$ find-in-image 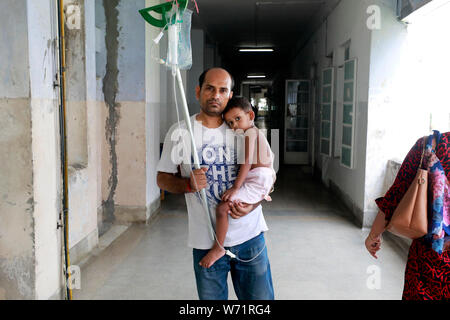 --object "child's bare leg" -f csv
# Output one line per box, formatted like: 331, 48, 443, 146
199, 201, 229, 268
